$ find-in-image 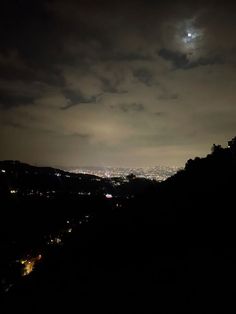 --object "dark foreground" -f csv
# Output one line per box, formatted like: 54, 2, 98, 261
1, 142, 236, 313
